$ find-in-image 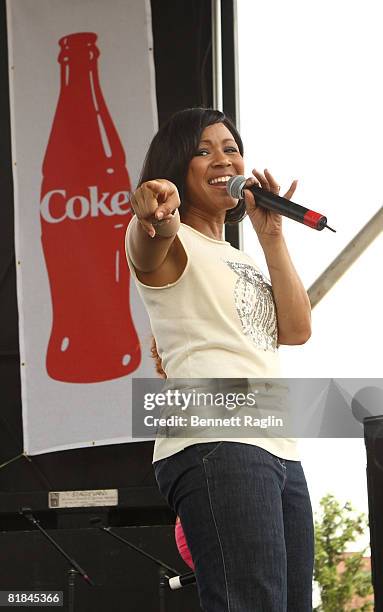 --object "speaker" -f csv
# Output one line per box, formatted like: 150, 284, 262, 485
364, 415, 383, 610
